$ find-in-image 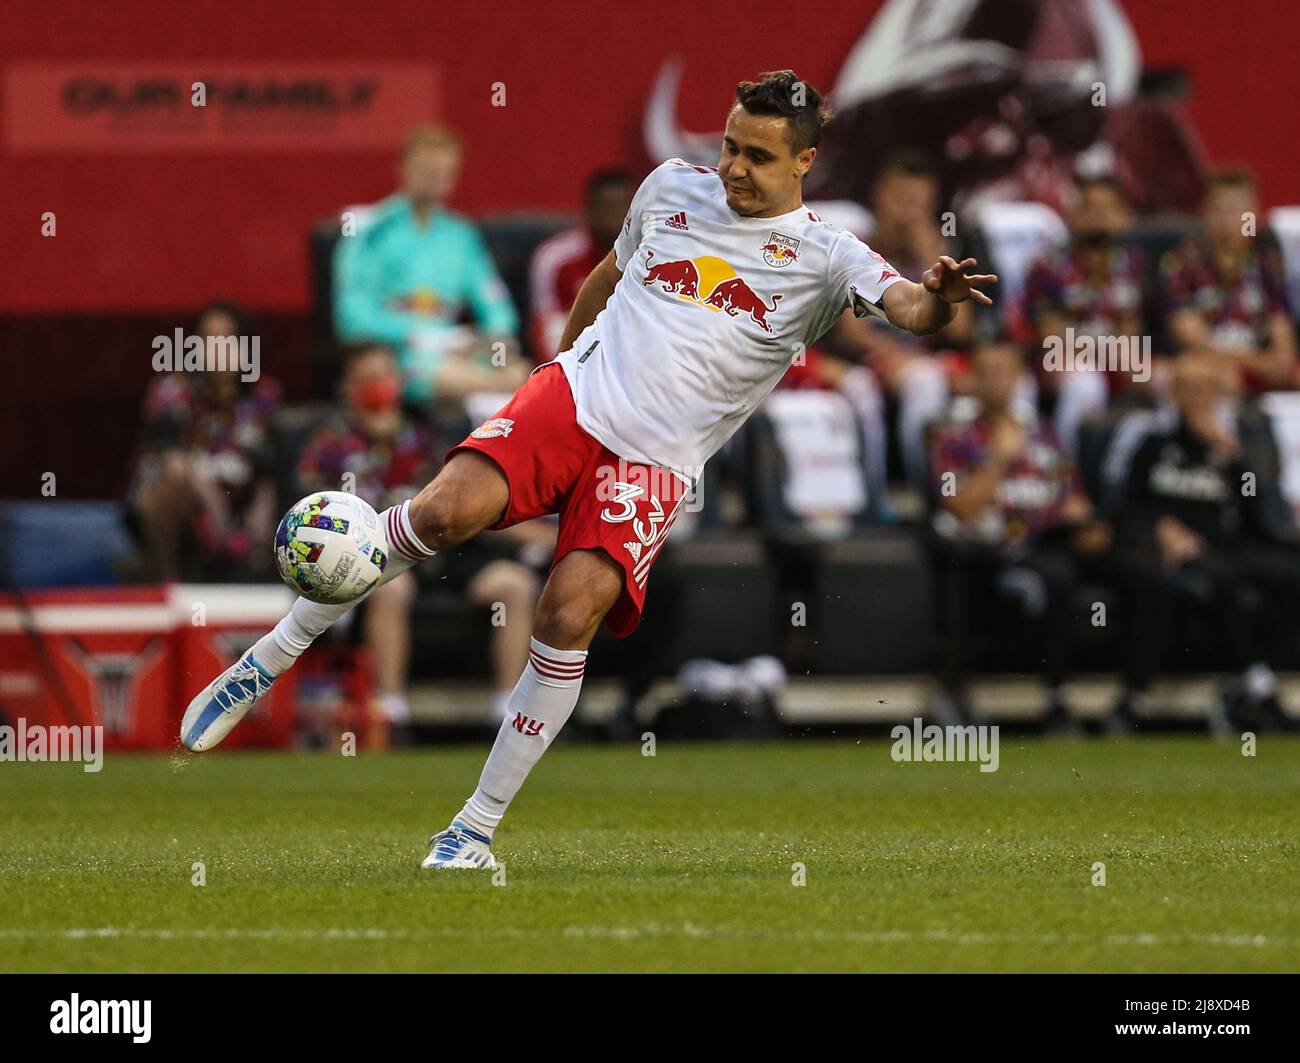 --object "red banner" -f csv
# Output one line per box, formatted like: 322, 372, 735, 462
4, 62, 440, 152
